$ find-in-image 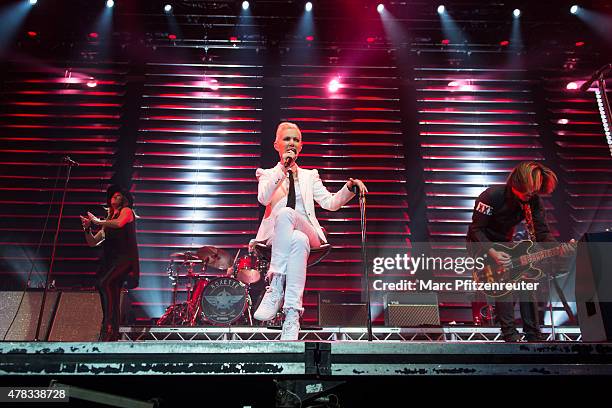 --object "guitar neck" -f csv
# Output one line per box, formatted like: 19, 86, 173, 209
517, 245, 562, 265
